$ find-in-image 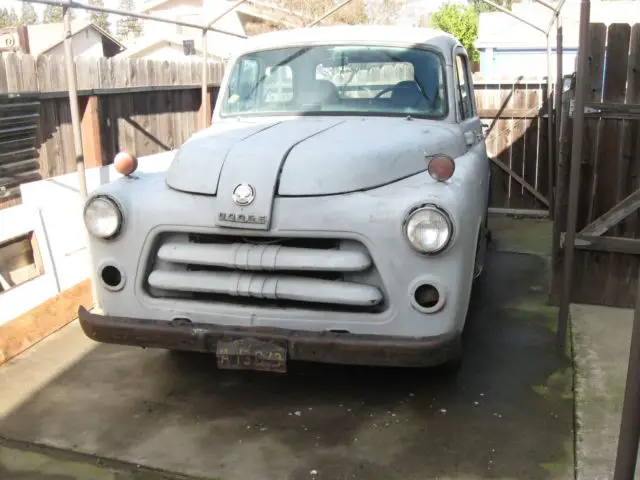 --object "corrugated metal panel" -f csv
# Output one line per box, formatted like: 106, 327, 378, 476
0, 93, 39, 209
